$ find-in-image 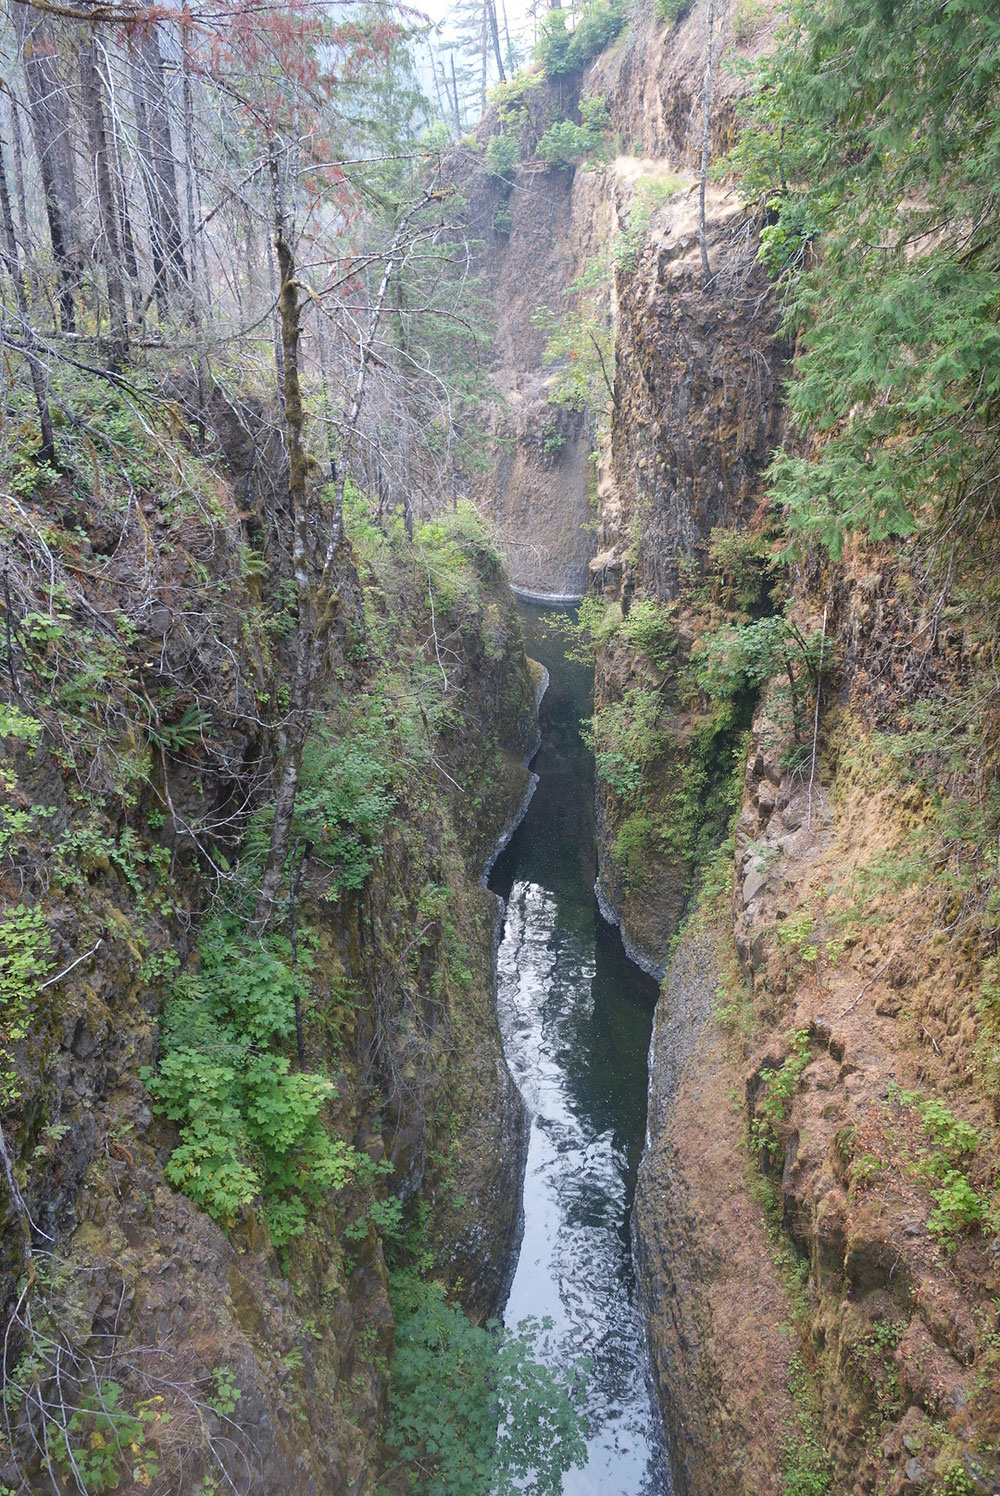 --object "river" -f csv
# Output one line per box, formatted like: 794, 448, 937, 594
488, 602, 669, 1496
